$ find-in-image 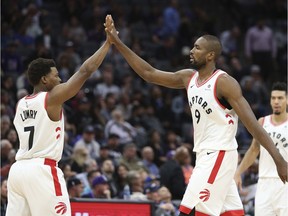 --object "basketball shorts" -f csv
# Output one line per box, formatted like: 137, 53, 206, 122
179, 150, 244, 215
6, 158, 71, 216
255, 178, 288, 216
